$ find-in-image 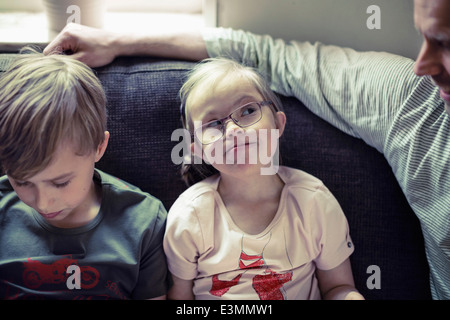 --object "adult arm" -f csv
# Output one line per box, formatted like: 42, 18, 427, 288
44, 23, 209, 68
